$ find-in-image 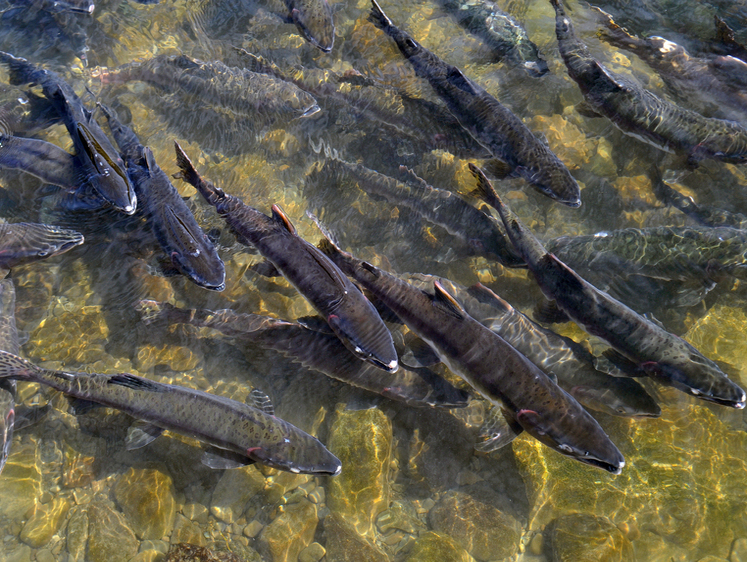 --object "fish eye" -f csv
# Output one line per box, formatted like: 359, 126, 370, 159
405, 38, 417, 49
